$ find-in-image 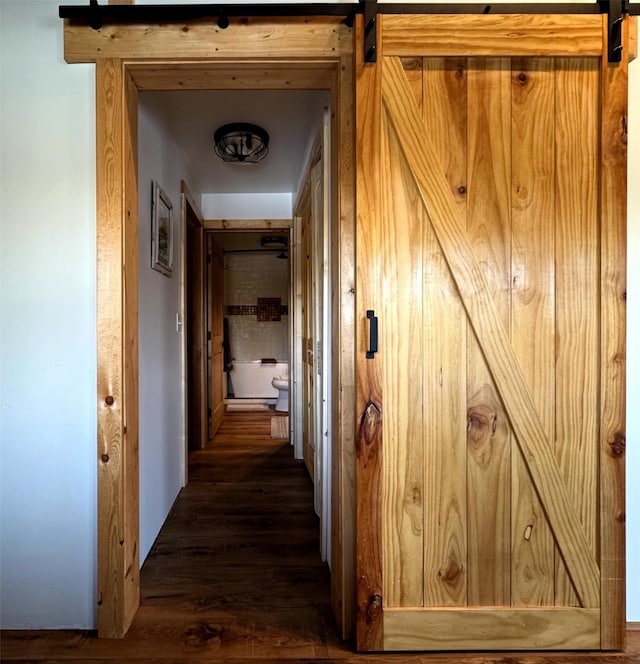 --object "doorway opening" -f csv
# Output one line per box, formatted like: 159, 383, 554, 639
138, 85, 335, 613
209, 229, 293, 421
